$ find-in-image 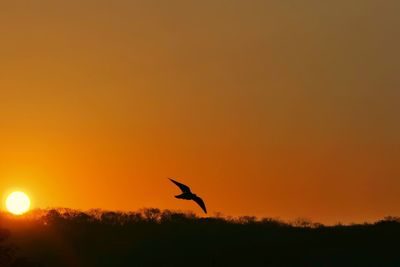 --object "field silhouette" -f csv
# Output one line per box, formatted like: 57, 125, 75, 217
1, 209, 399, 267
